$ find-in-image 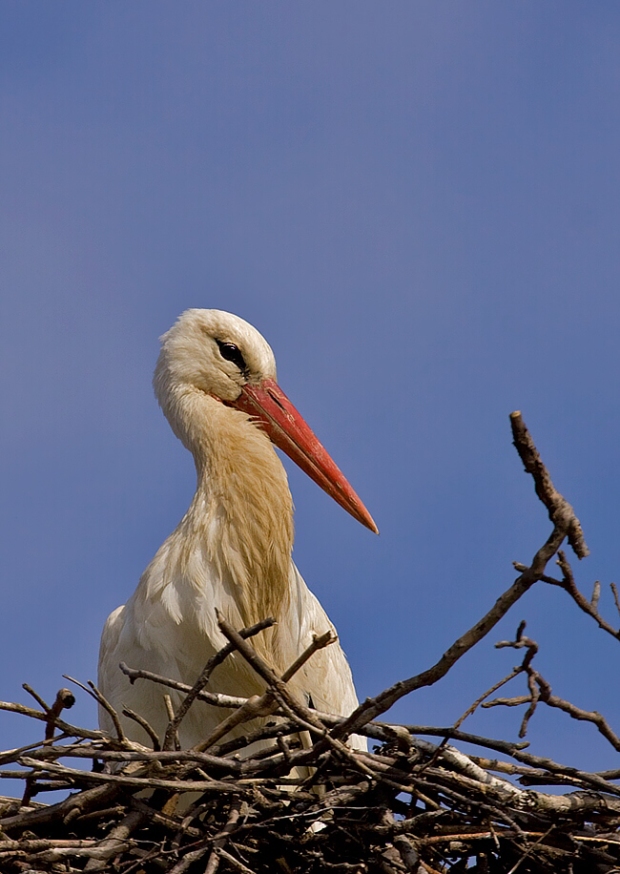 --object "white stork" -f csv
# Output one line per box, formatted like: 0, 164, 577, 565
98, 309, 377, 751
